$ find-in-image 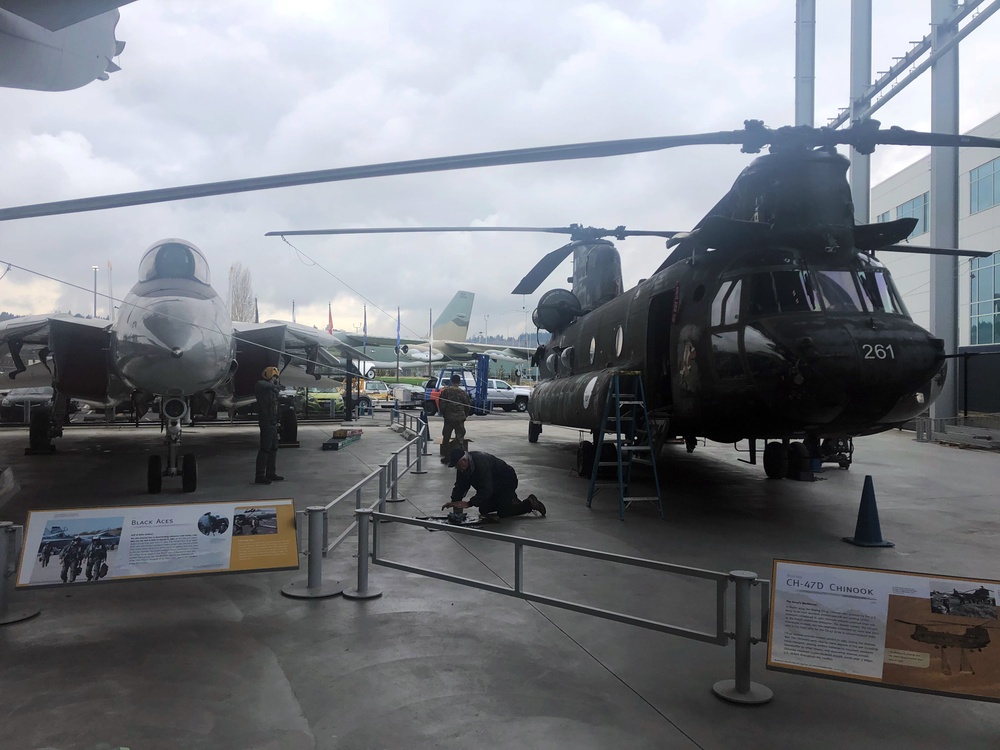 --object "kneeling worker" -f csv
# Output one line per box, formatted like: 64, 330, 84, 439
442, 448, 546, 518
